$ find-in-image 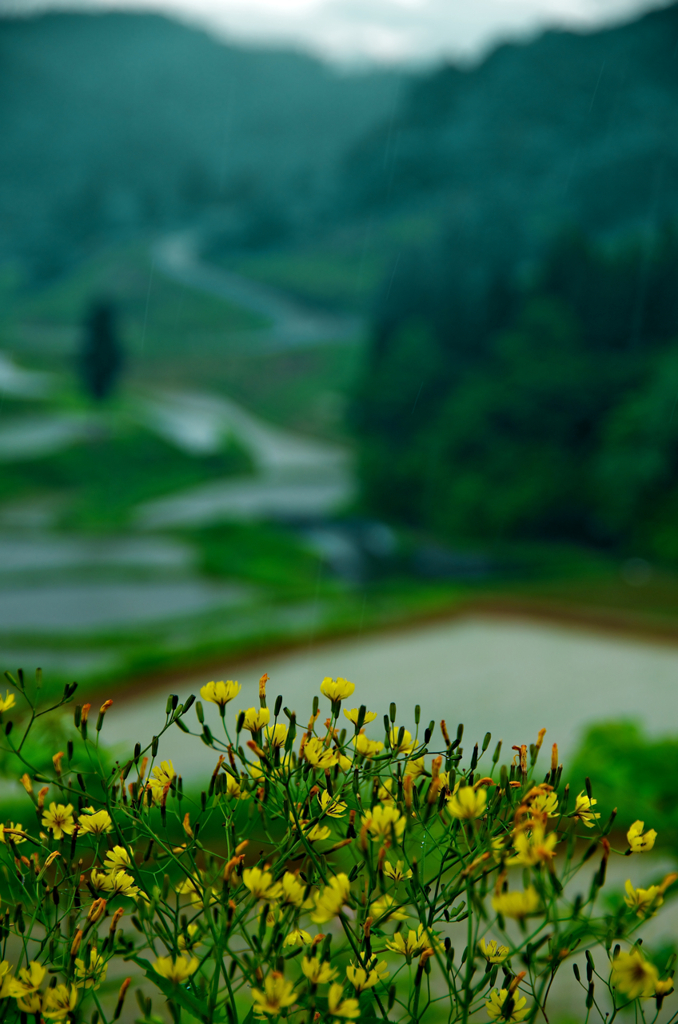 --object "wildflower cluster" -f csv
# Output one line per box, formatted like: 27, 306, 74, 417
0, 668, 674, 1024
